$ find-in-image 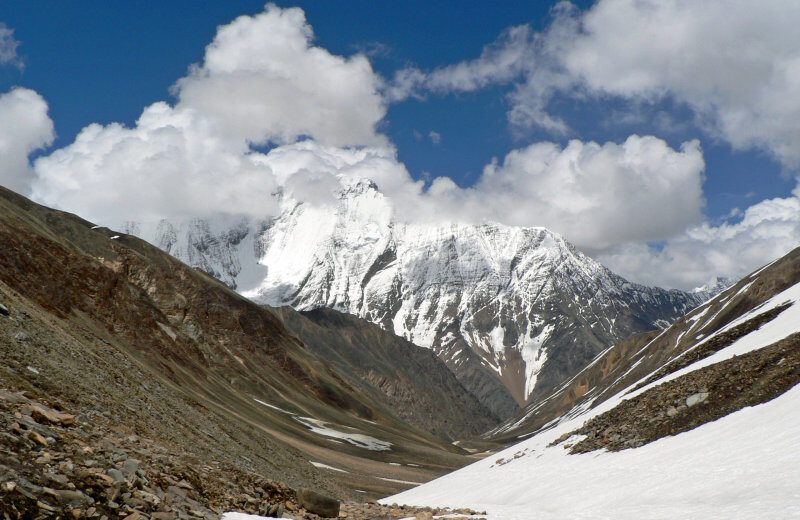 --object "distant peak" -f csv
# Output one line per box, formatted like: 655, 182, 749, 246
339, 178, 380, 196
